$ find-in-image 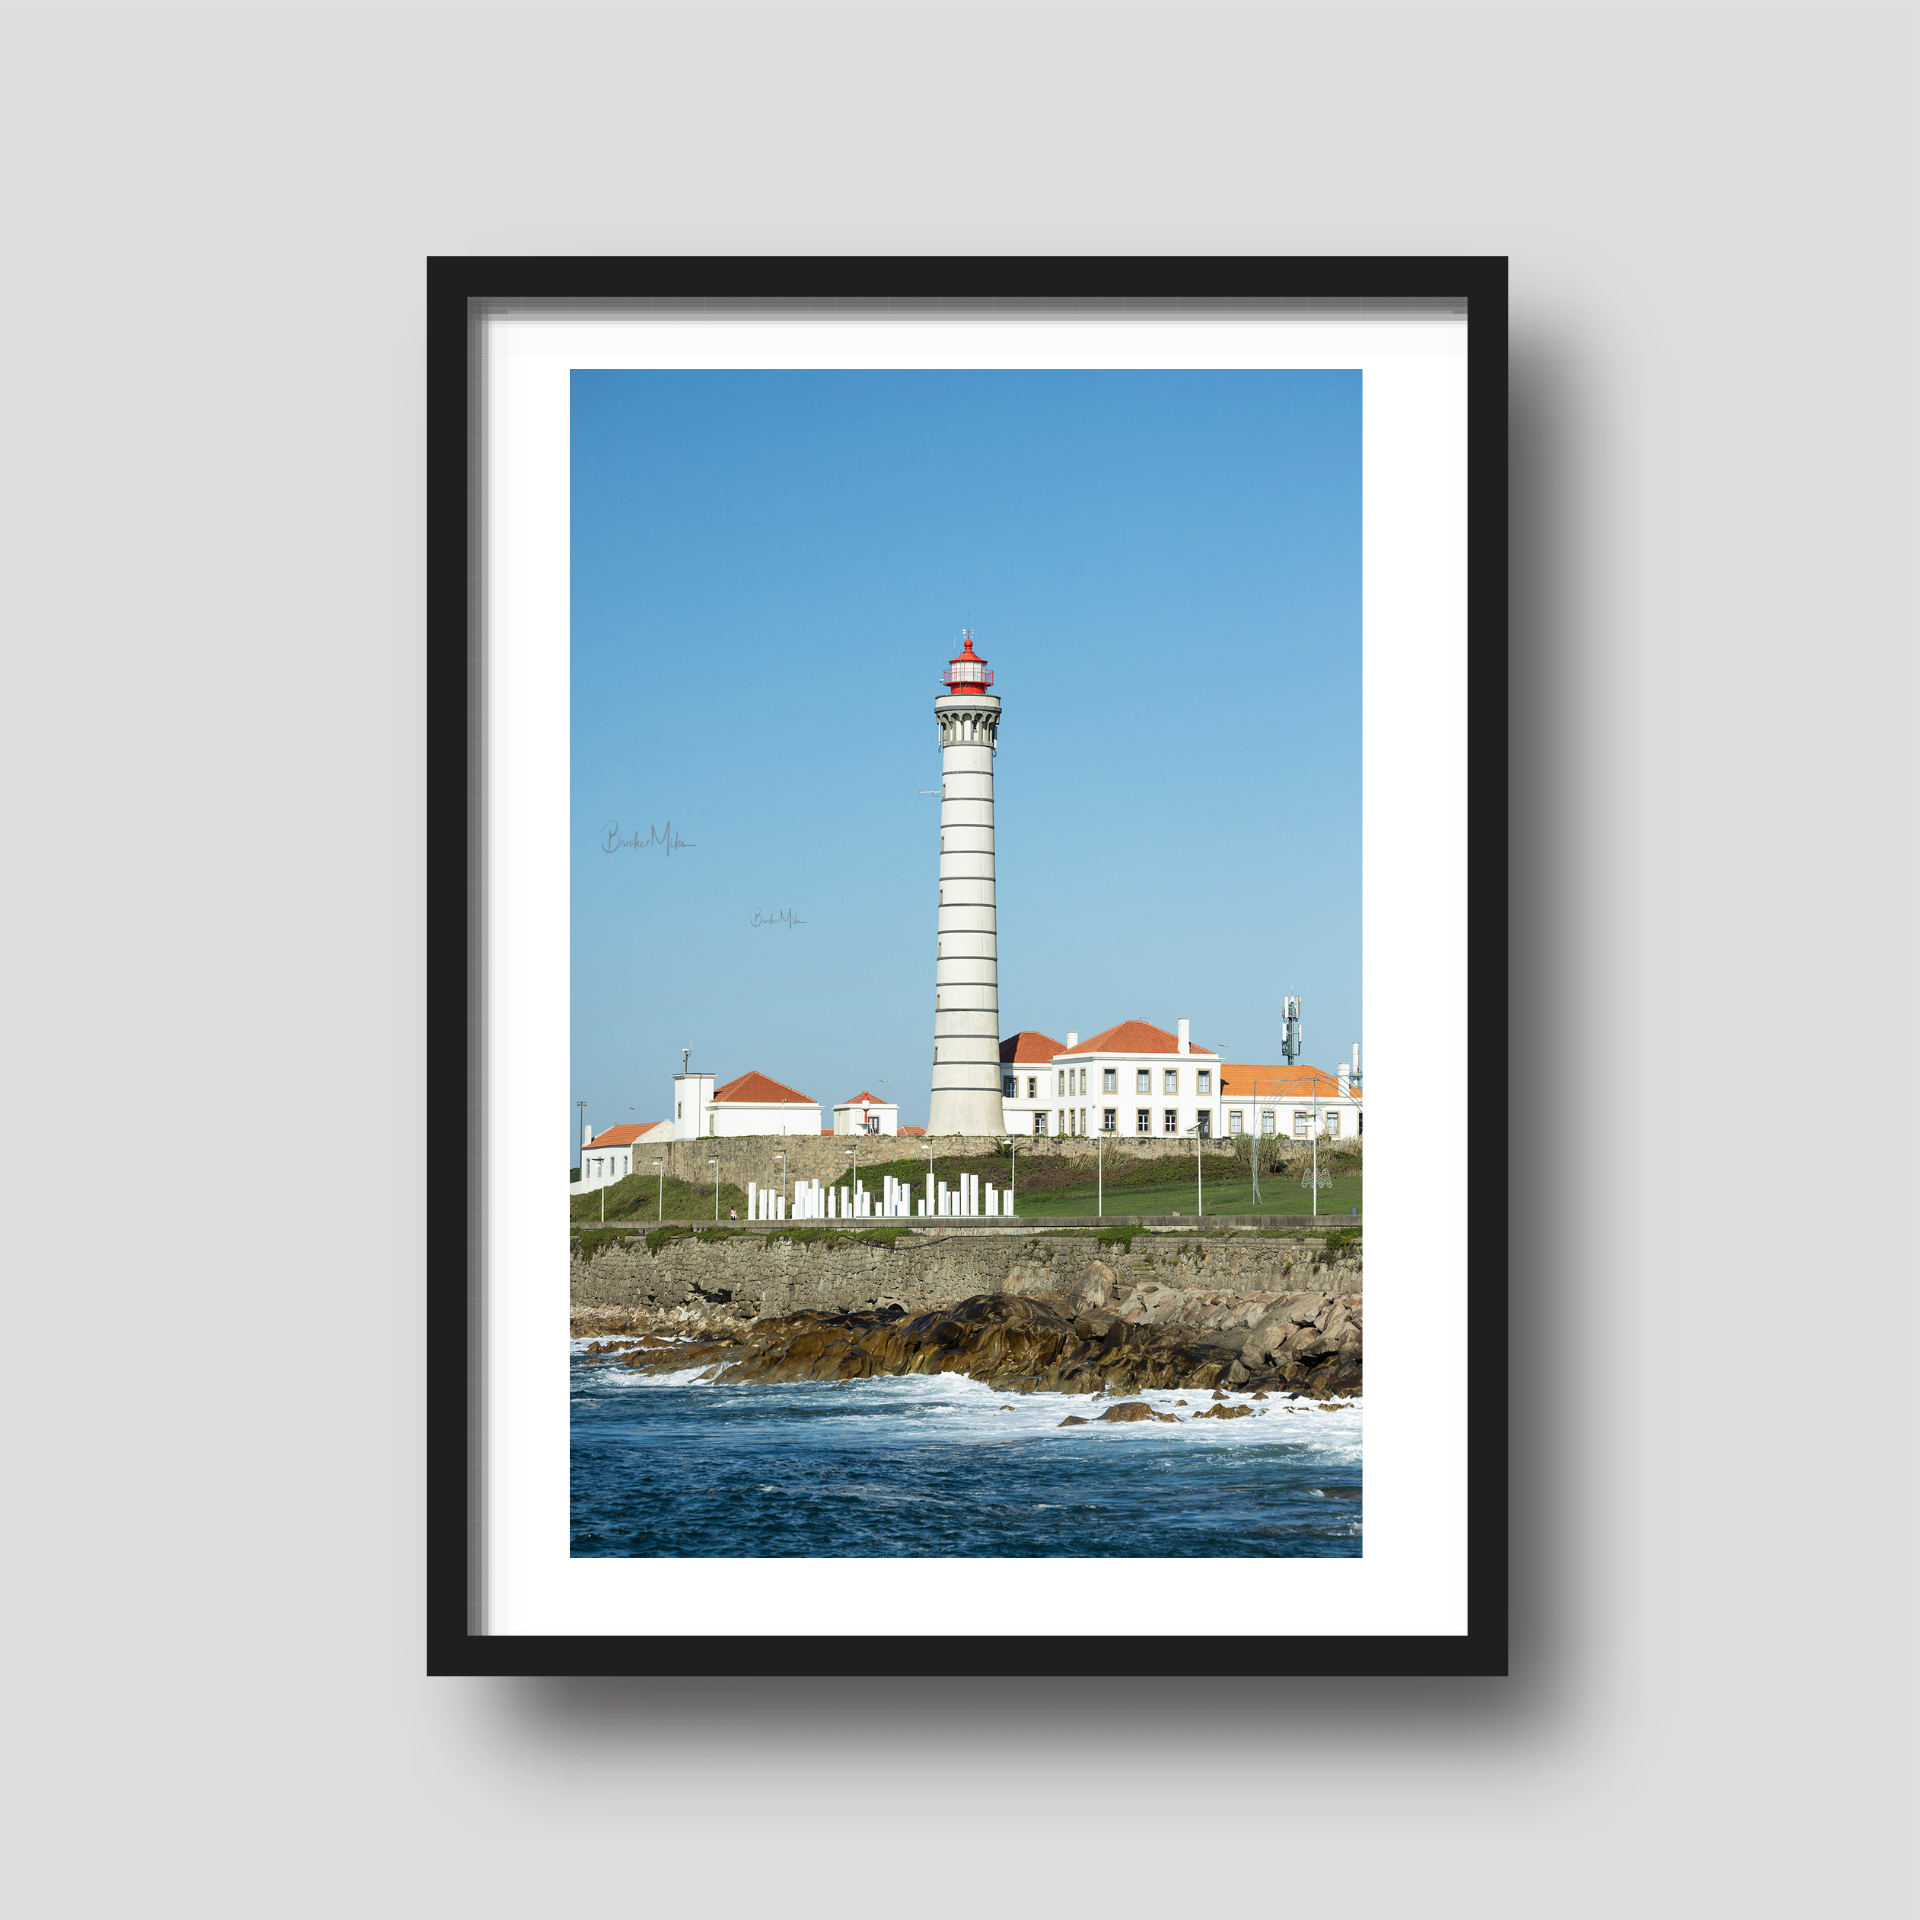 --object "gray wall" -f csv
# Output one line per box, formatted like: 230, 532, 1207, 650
571, 1224, 1363, 1320
605, 1129, 1263, 1193
5, 5, 1908, 1916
